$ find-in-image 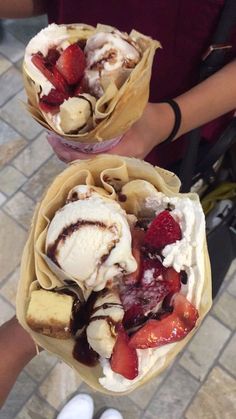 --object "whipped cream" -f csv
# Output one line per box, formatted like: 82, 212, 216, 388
46, 186, 137, 292
99, 192, 206, 392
